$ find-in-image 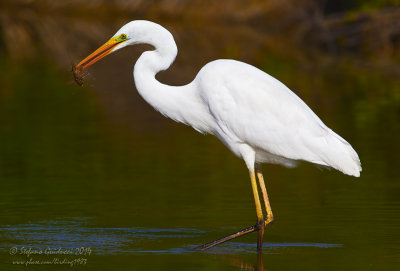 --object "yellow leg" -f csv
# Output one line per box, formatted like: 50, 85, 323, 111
256, 164, 274, 226
250, 169, 265, 251
194, 169, 268, 251
249, 170, 263, 223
